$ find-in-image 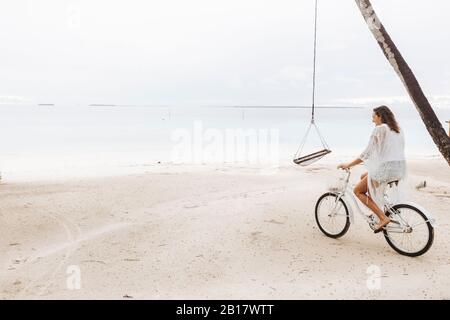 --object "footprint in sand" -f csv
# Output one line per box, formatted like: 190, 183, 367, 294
264, 219, 284, 225
419, 185, 449, 199
123, 258, 140, 262
250, 231, 263, 242
306, 167, 326, 172
183, 204, 200, 209
82, 260, 106, 265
